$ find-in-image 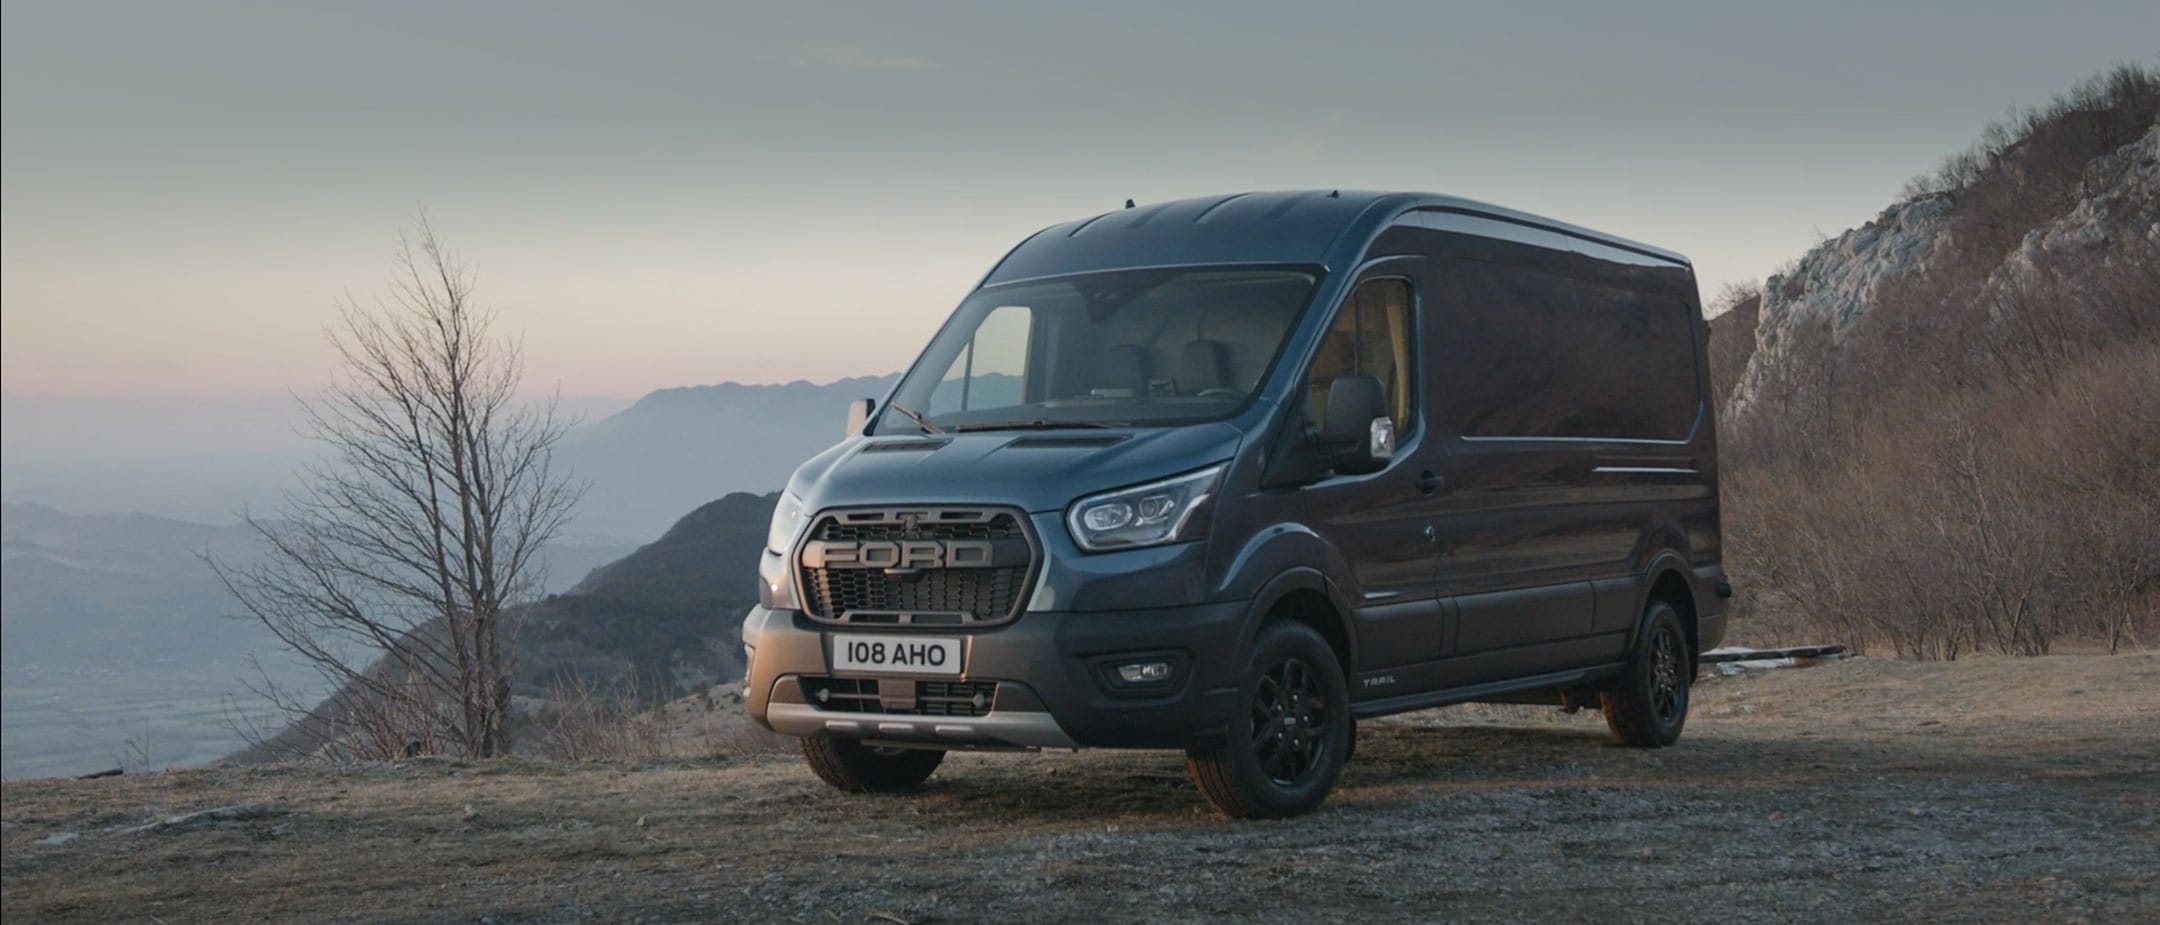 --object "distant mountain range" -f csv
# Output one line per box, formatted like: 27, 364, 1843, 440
556, 375, 897, 540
